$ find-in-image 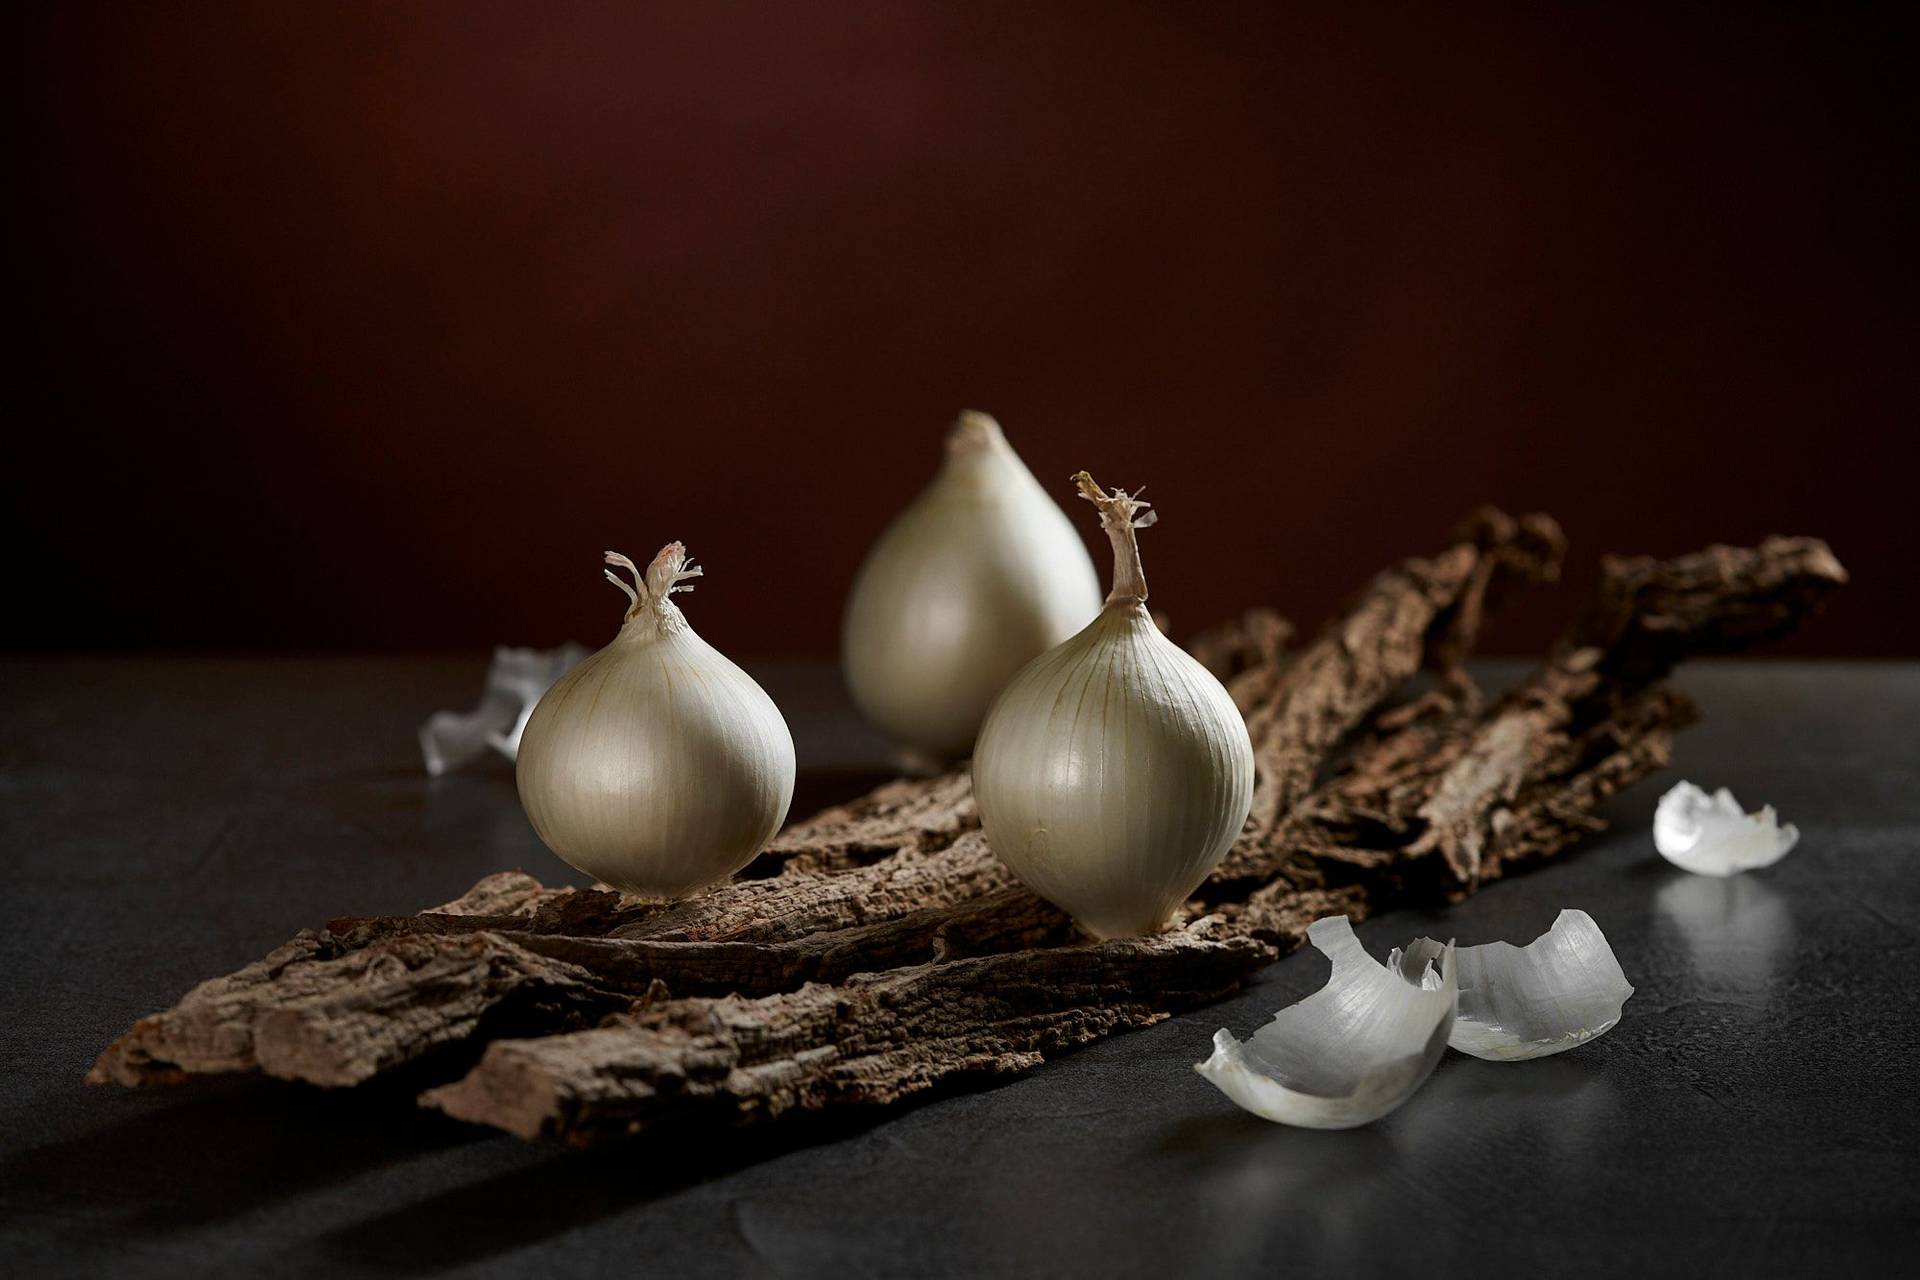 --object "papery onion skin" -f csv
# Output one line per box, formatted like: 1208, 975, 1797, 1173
517, 546, 795, 898
973, 472, 1254, 939
420, 643, 587, 775
1653, 780, 1799, 877
841, 412, 1101, 760
1195, 917, 1457, 1129
1405, 909, 1633, 1061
